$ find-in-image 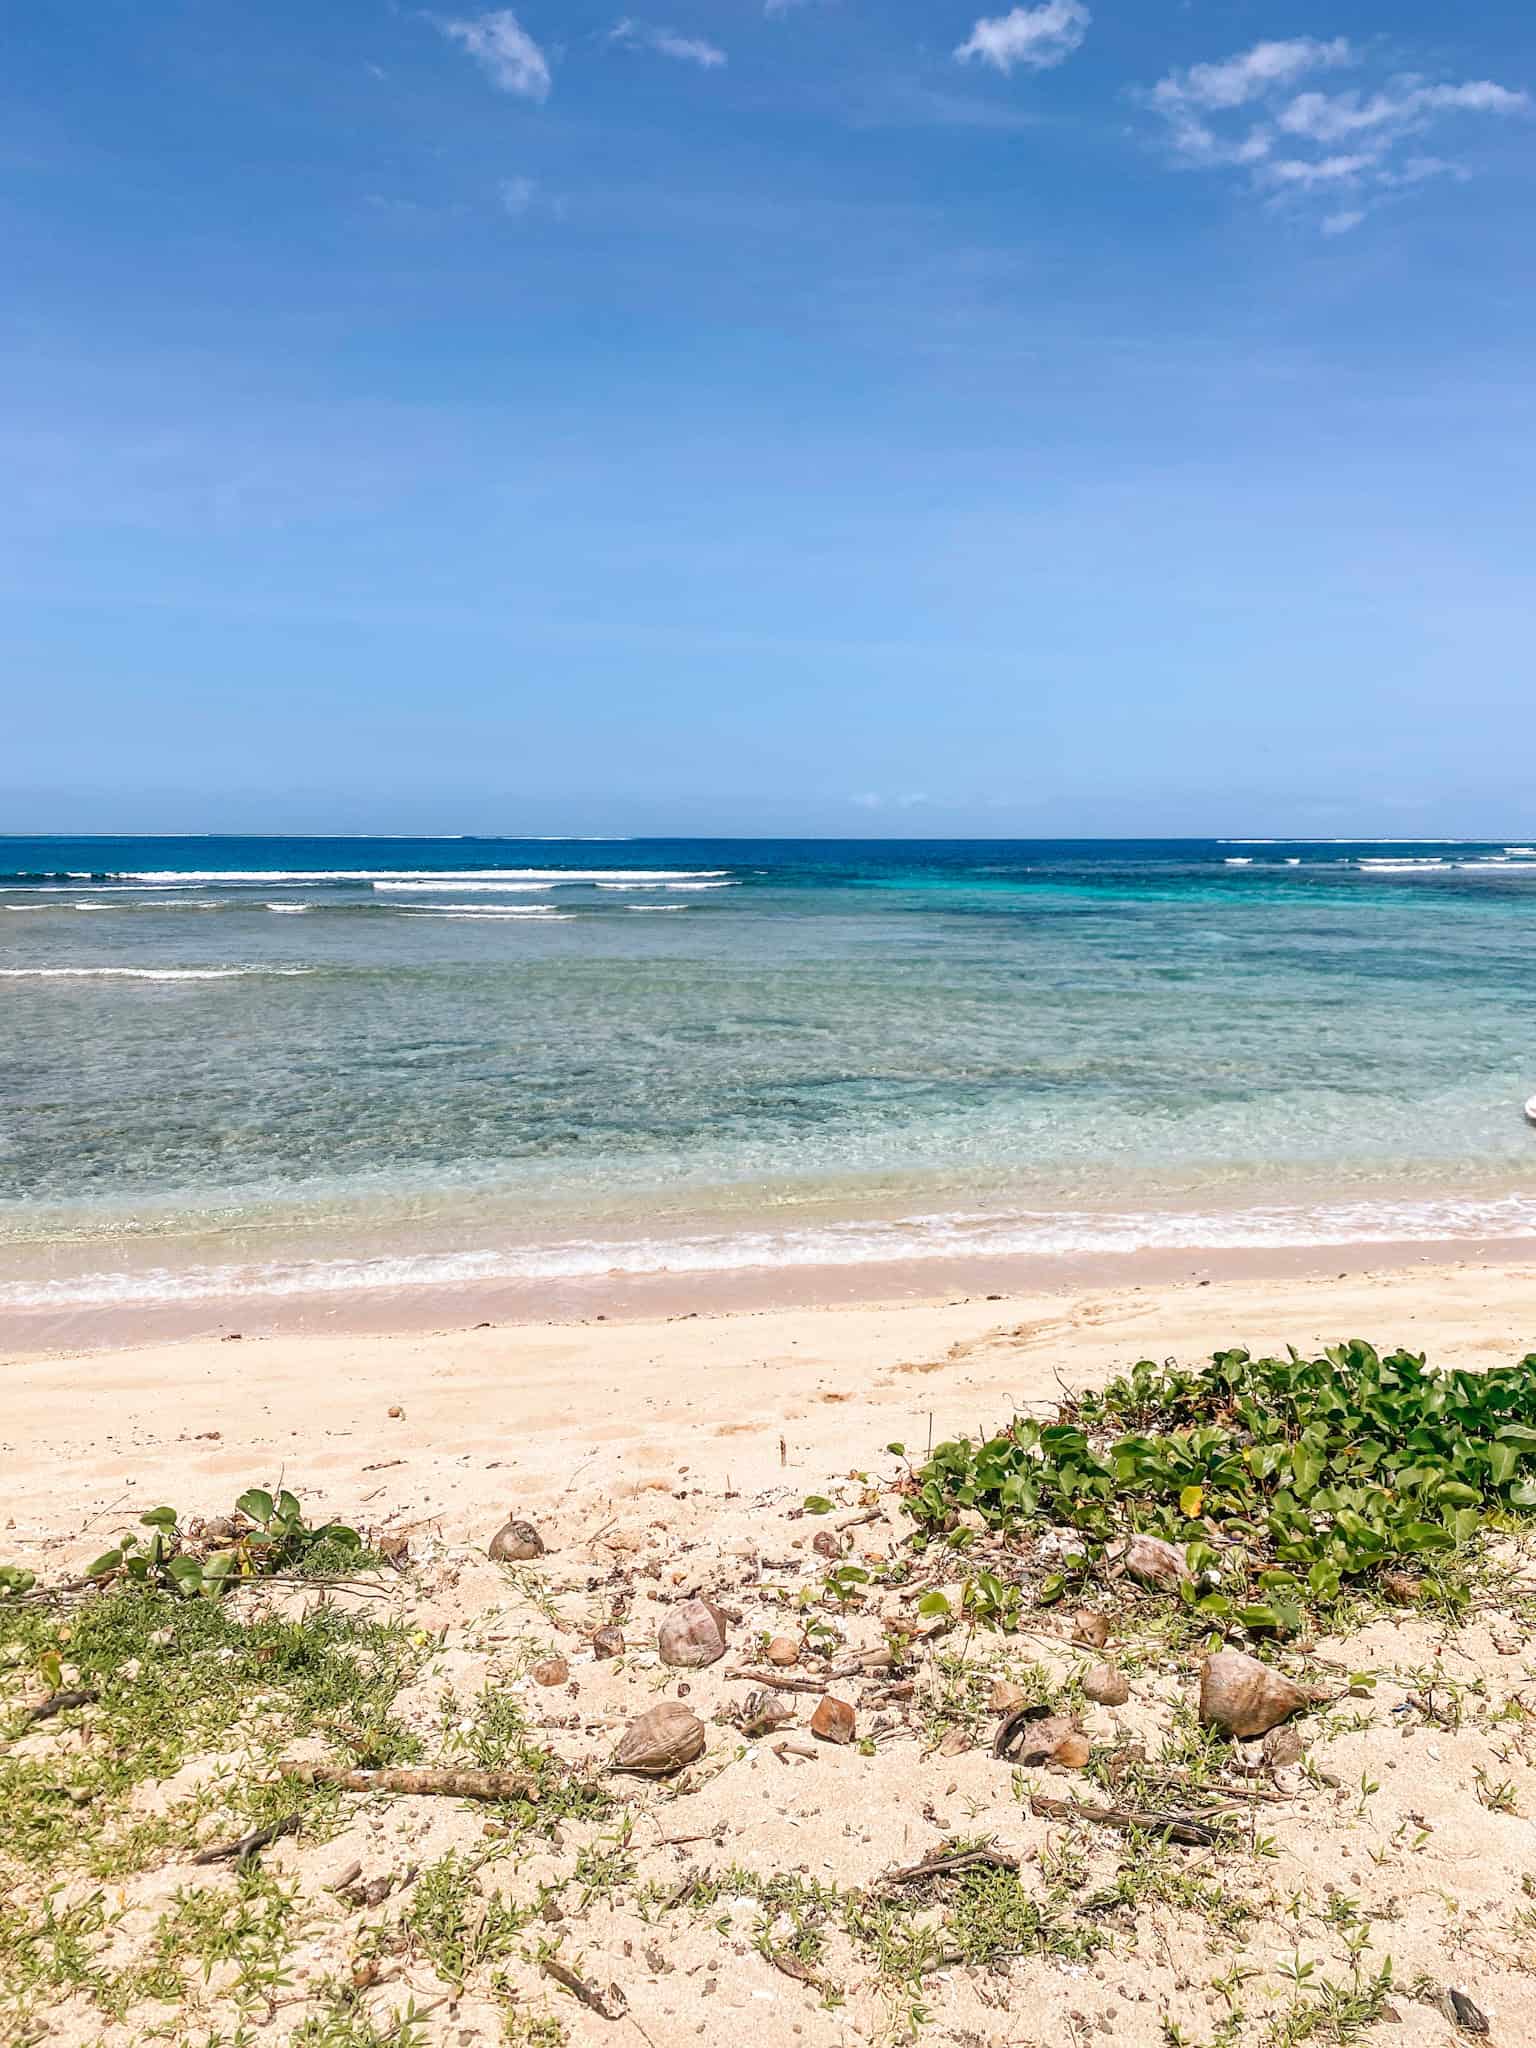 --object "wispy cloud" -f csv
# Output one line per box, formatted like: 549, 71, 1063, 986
499, 175, 538, 216
434, 9, 551, 102
610, 19, 726, 68
954, 1, 1089, 77
1142, 38, 1529, 229
1154, 37, 1352, 115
